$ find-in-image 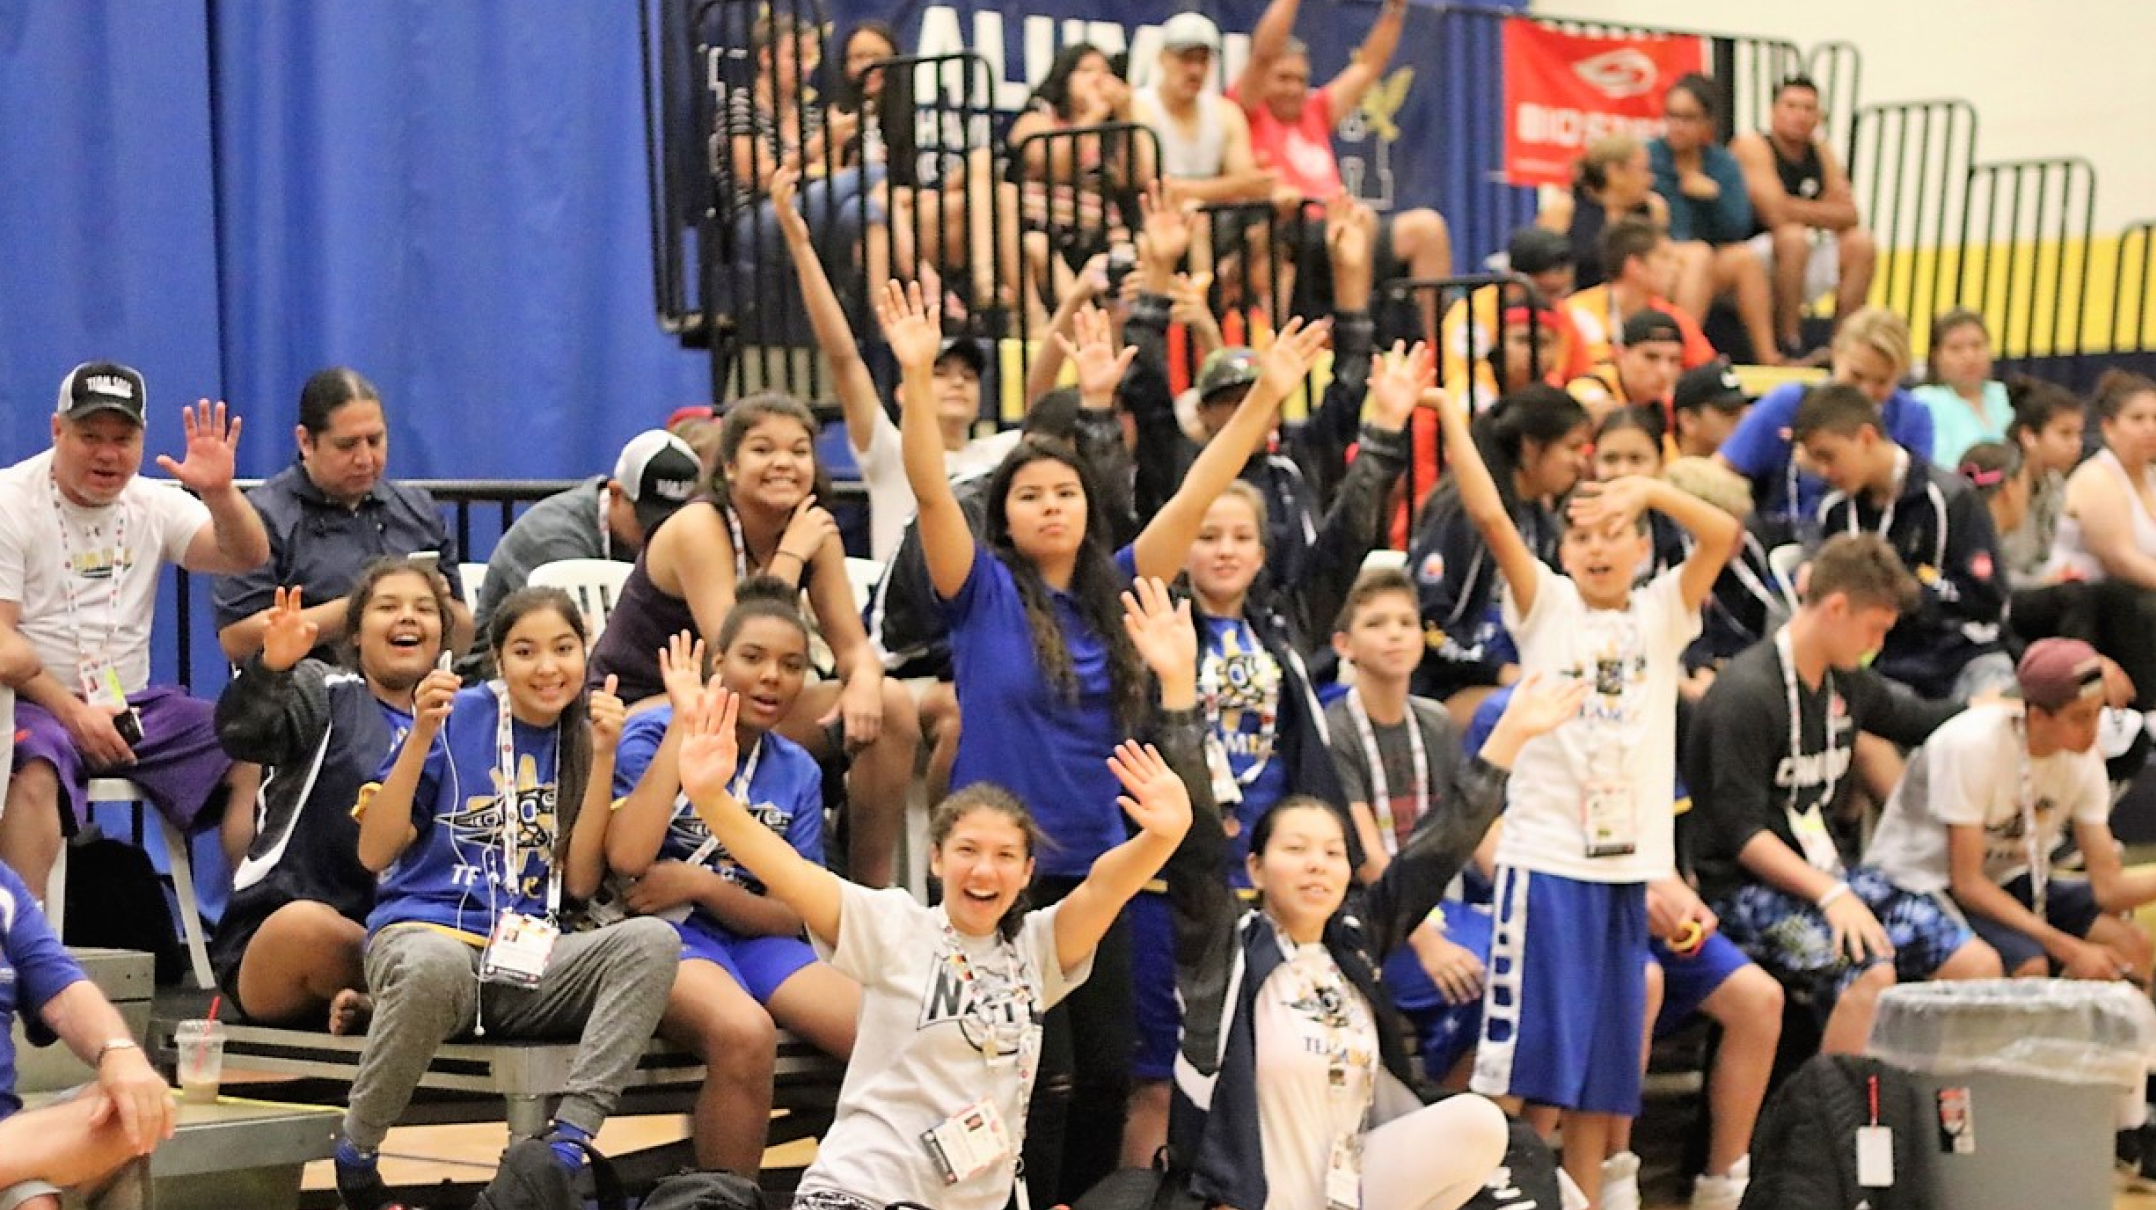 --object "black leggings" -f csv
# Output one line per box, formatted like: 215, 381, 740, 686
1022, 874, 1134, 1207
